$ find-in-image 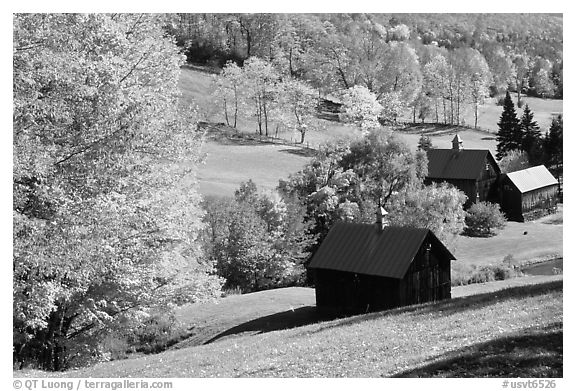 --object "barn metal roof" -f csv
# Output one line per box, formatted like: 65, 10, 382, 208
308, 223, 456, 279
426, 149, 500, 180
505, 165, 558, 193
